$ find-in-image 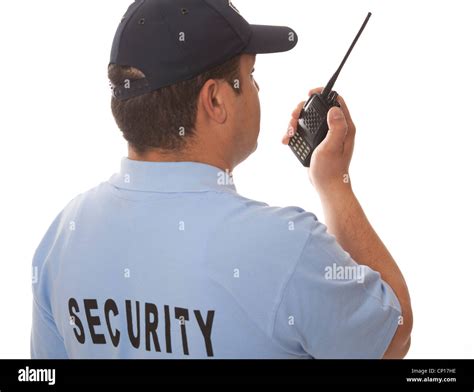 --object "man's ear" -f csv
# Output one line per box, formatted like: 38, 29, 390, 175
199, 79, 227, 125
